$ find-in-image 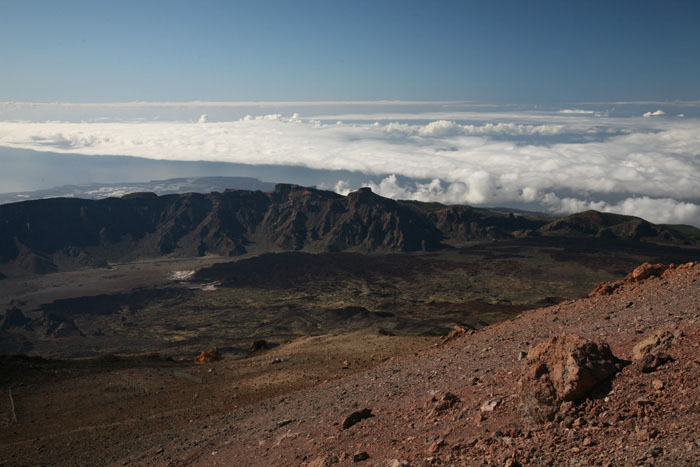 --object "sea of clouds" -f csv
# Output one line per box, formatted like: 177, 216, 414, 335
0, 102, 698, 226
